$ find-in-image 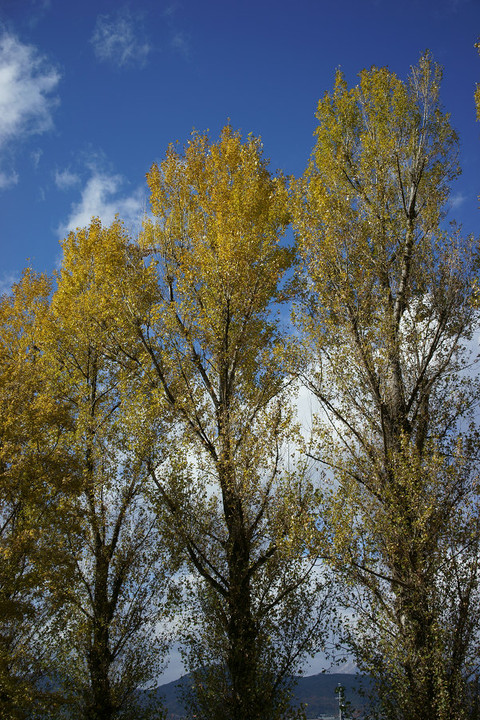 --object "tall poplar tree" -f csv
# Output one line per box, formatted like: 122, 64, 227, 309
293, 54, 480, 720
0, 271, 75, 719
114, 127, 329, 720
42, 220, 174, 720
